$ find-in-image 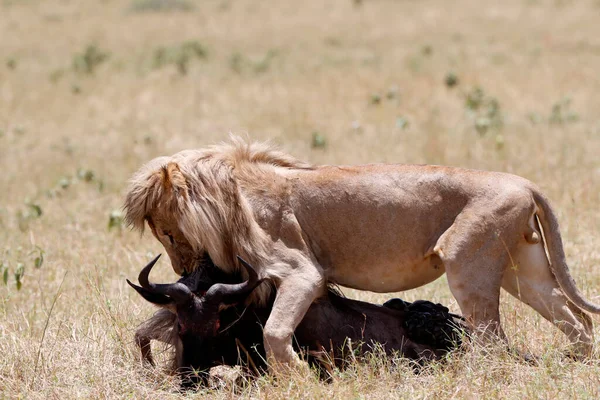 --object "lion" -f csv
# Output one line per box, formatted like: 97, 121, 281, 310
124, 136, 600, 367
